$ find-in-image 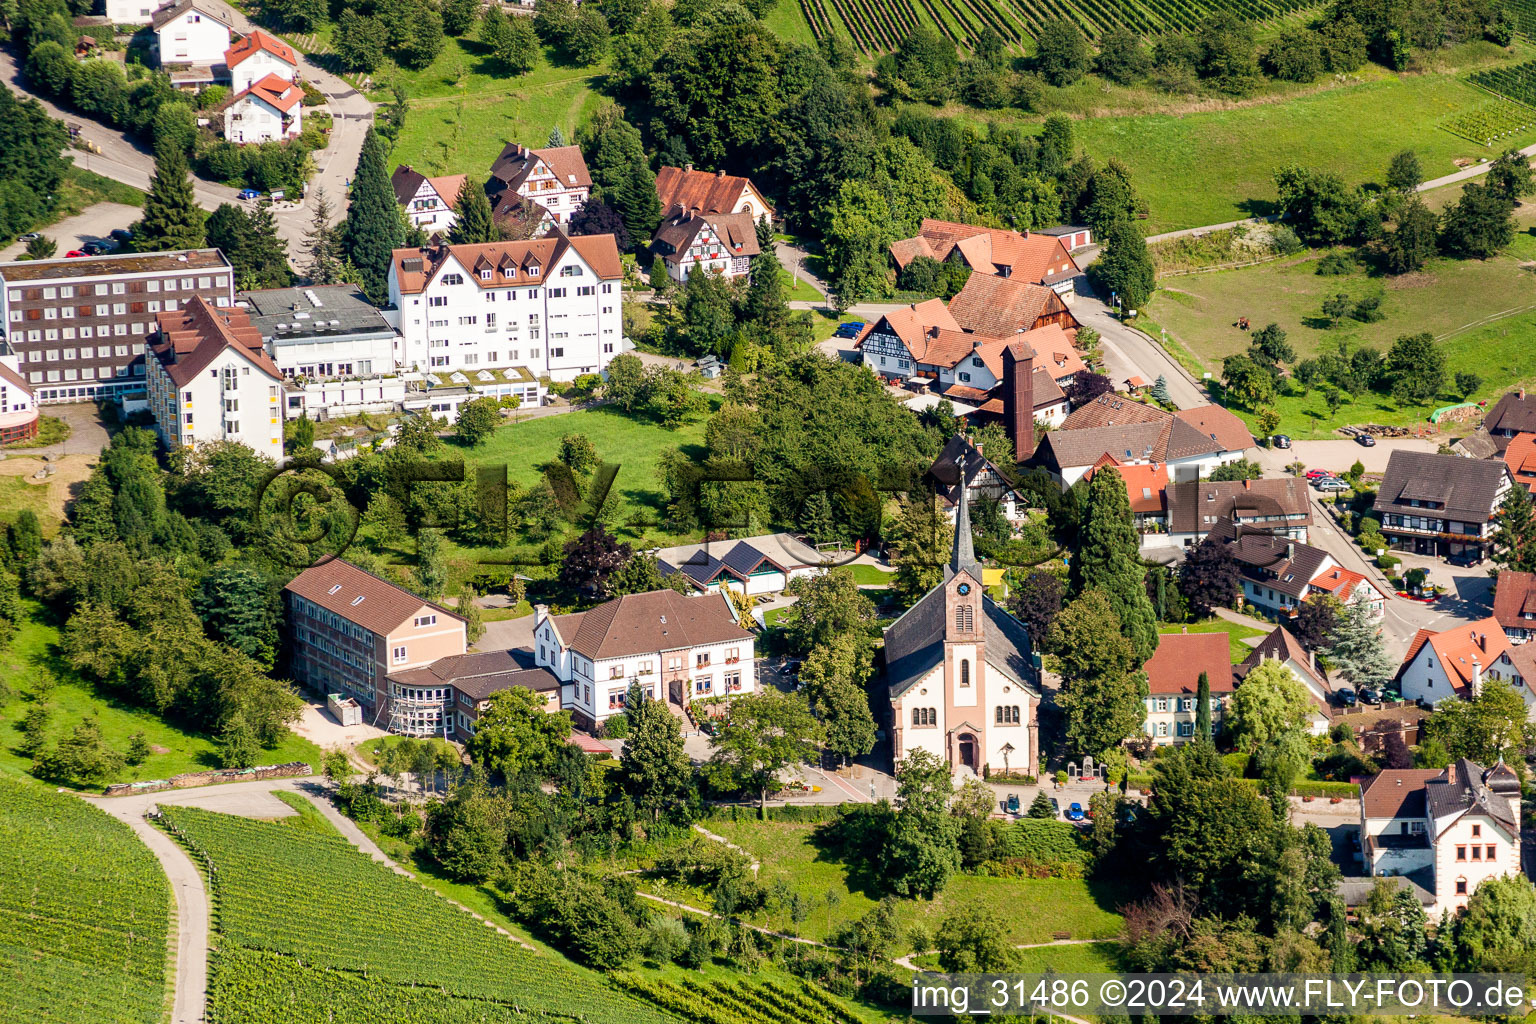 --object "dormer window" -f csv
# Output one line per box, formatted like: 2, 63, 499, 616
479, 269, 491, 281
527, 265, 539, 277
502, 267, 515, 279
